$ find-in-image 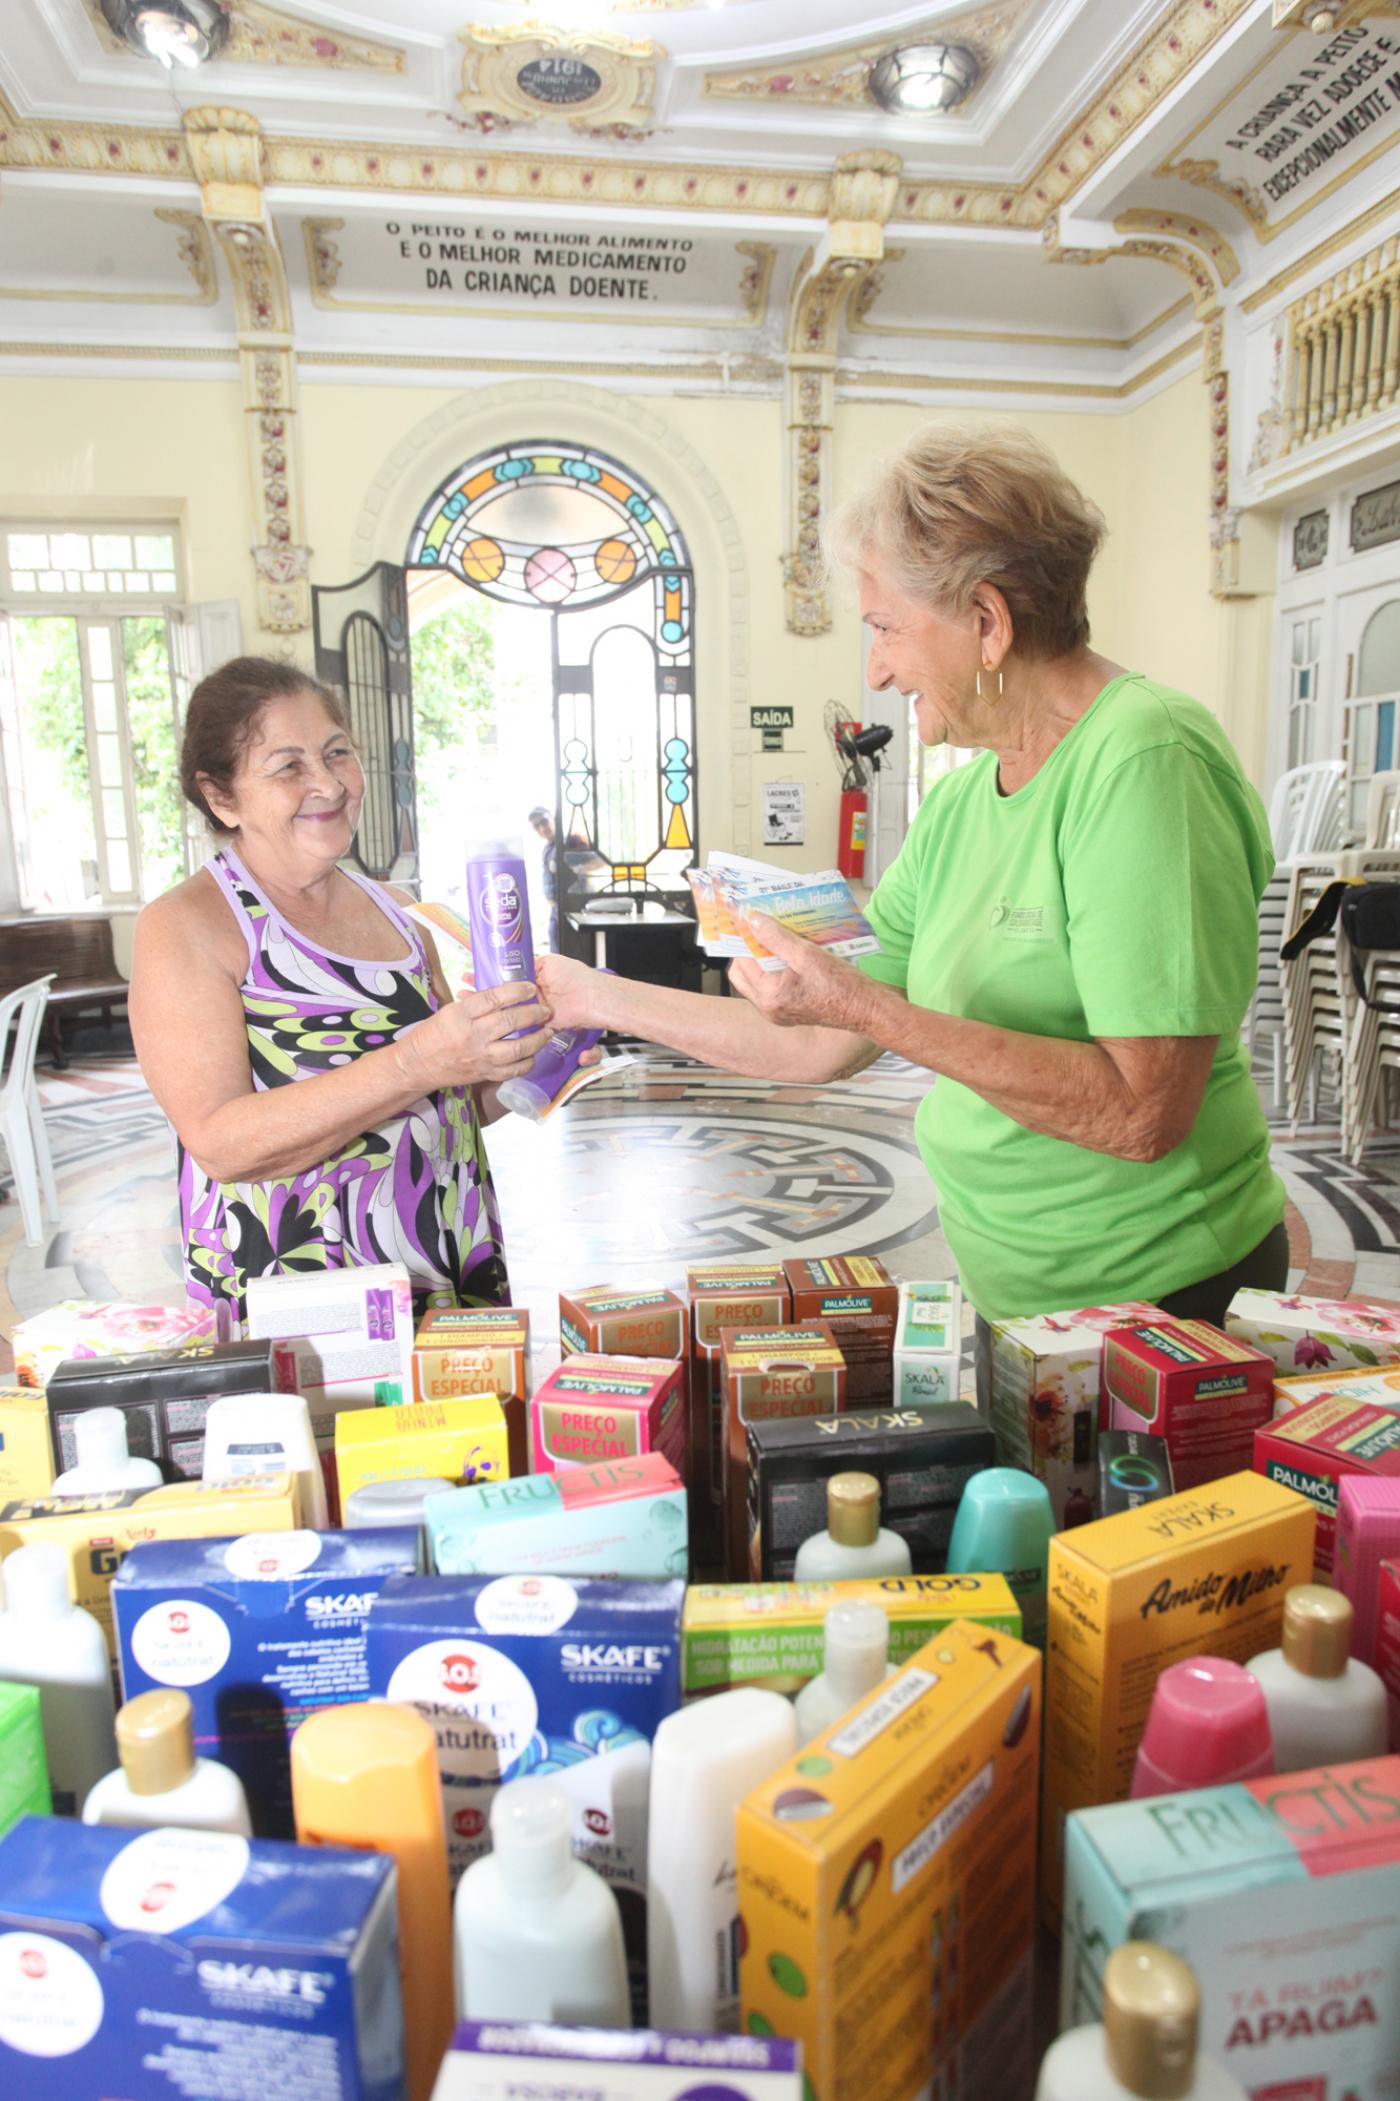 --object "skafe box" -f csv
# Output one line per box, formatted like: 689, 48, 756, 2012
427, 1453, 688, 1581
687, 1264, 790, 1565
412, 1307, 530, 1472
1062, 1758, 1400, 2101
721, 1324, 846, 1578
245, 1262, 415, 1438
782, 1255, 897, 1402
0, 1818, 402, 2101
1253, 1394, 1400, 1576
46, 1338, 297, 1481
366, 1573, 683, 2019
559, 1286, 688, 1363
738, 1622, 1041, 2101
747, 1402, 995, 1580
1103, 1318, 1274, 1490
529, 1354, 686, 1478
113, 1526, 423, 1838
435, 2026, 802, 2101
1041, 1470, 1316, 1934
